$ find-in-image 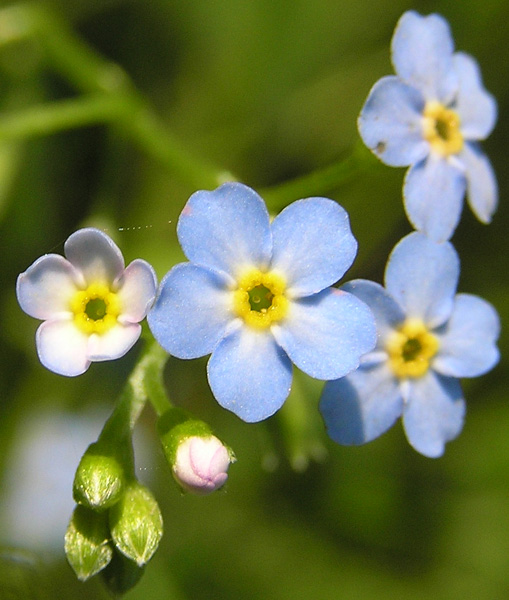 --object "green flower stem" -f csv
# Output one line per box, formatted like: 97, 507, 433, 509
0, 2, 230, 189
0, 4, 378, 204
262, 142, 382, 212
99, 341, 171, 446
276, 371, 327, 472
0, 95, 131, 140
